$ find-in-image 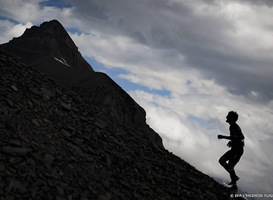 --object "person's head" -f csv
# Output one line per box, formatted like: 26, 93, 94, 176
226, 111, 238, 124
